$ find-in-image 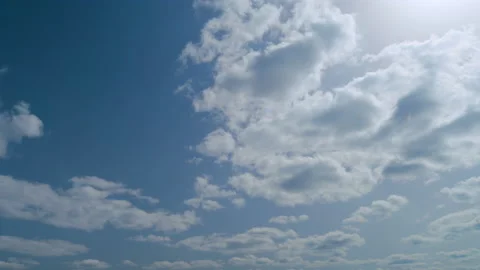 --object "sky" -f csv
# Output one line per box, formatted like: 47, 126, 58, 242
1, 0, 480, 269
